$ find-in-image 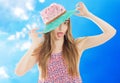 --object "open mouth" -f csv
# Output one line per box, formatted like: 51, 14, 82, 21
57, 32, 64, 37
